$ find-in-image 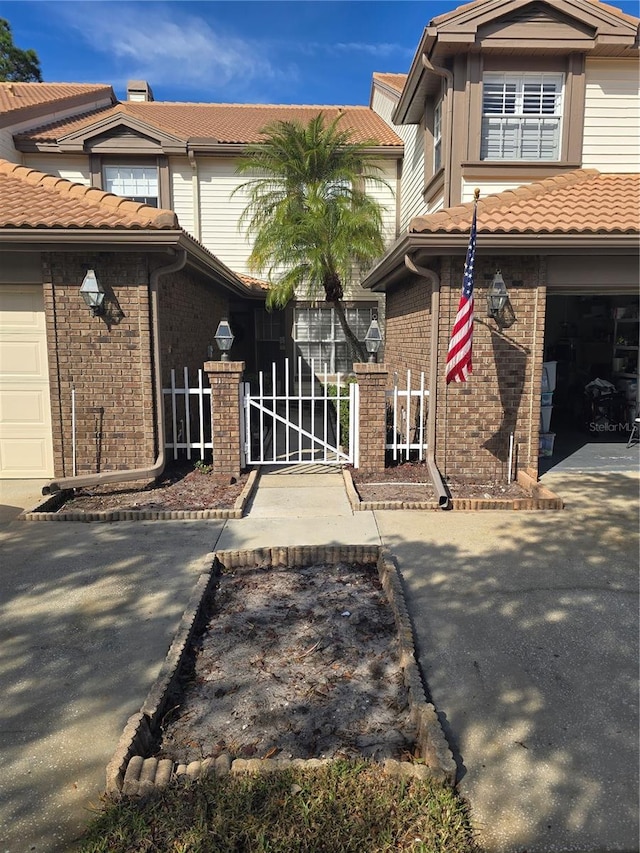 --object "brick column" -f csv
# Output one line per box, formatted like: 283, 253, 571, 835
204, 360, 245, 481
353, 362, 389, 473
